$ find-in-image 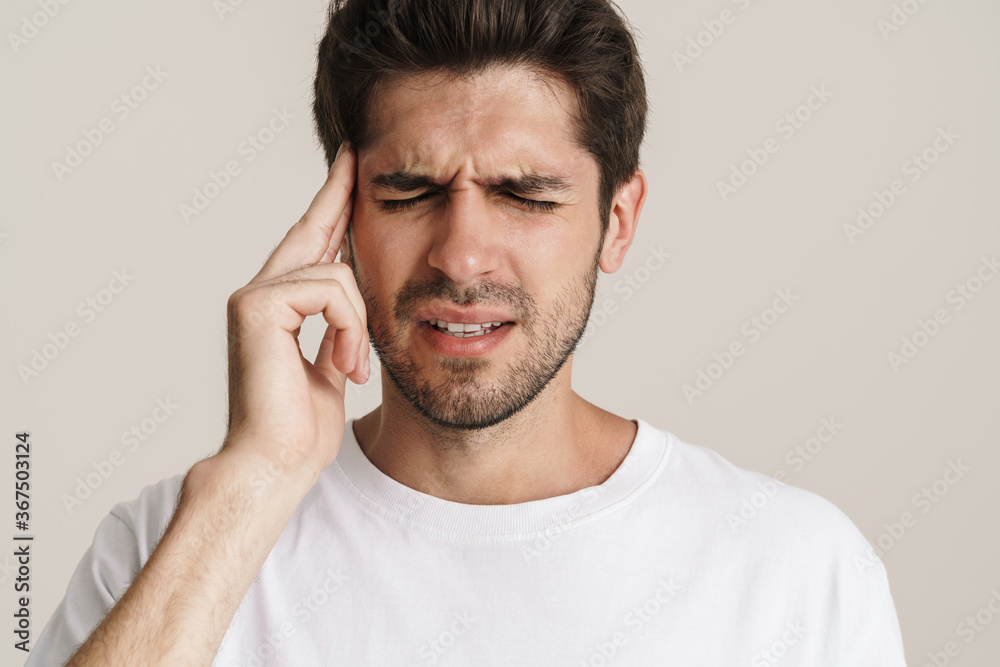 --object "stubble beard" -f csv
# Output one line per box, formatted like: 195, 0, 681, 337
356, 245, 602, 432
